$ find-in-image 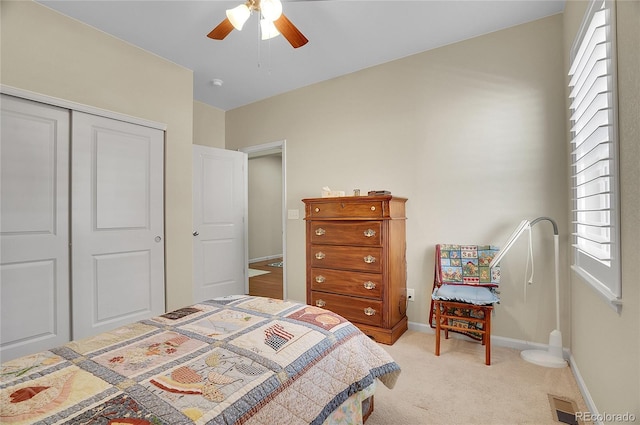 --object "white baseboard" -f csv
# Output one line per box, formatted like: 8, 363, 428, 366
568, 353, 602, 425
409, 320, 570, 356
249, 254, 283, 264
407, 320, 597, 420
